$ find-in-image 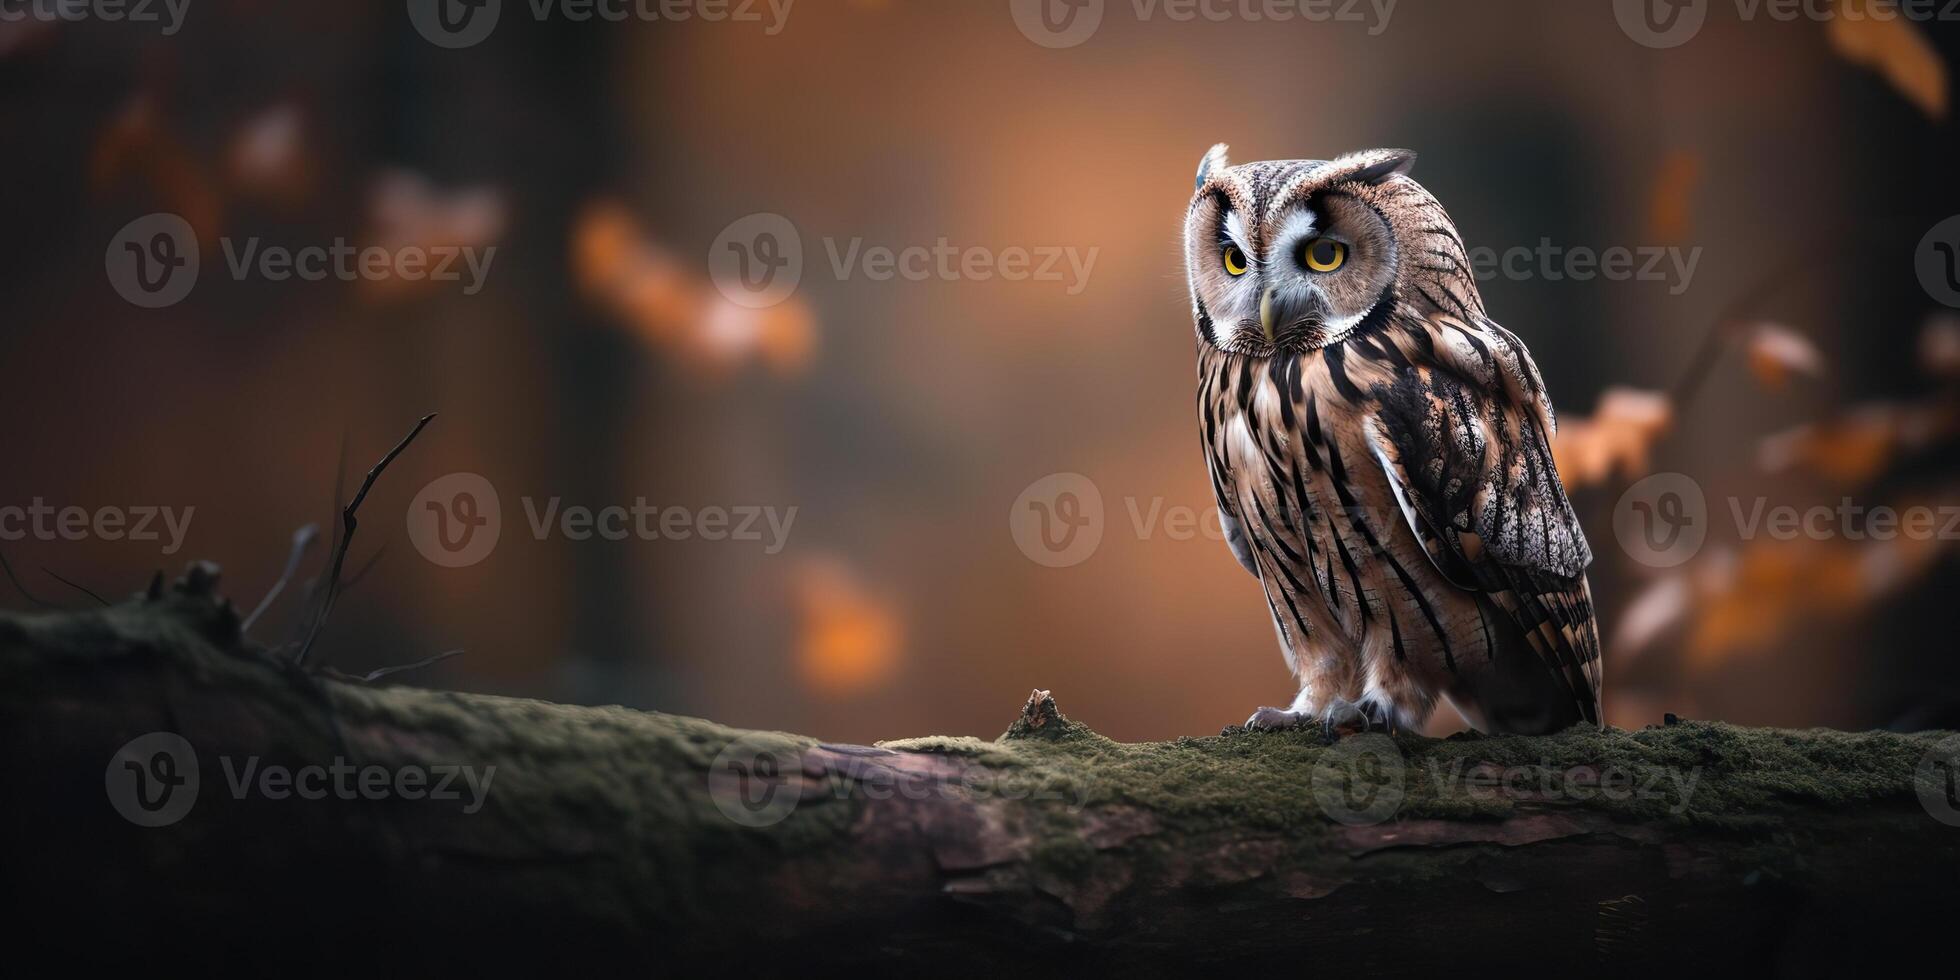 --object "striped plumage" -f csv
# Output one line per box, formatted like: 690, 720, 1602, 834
1186, 146, 1601, 735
